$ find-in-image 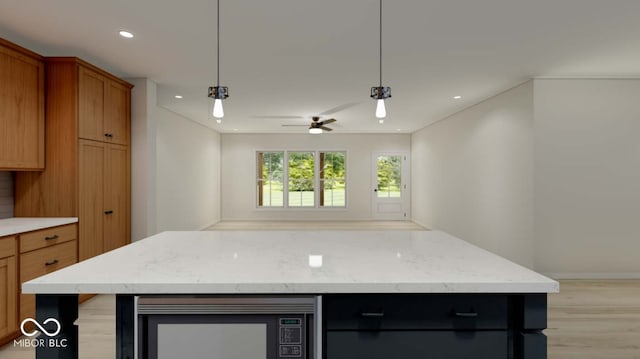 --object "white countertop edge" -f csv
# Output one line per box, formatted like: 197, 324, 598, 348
22, 281, 559, 295
0, 217, 78, 237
